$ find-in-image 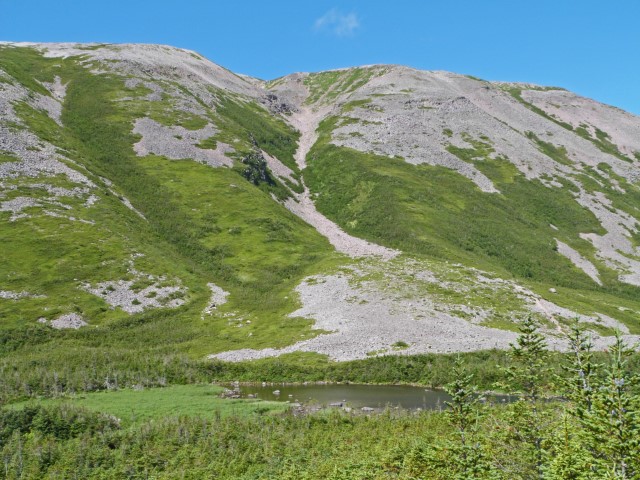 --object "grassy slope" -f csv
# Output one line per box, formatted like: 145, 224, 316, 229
2, 50, 640, 480
0, 47, 339, 399
304, 114, 640, 330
